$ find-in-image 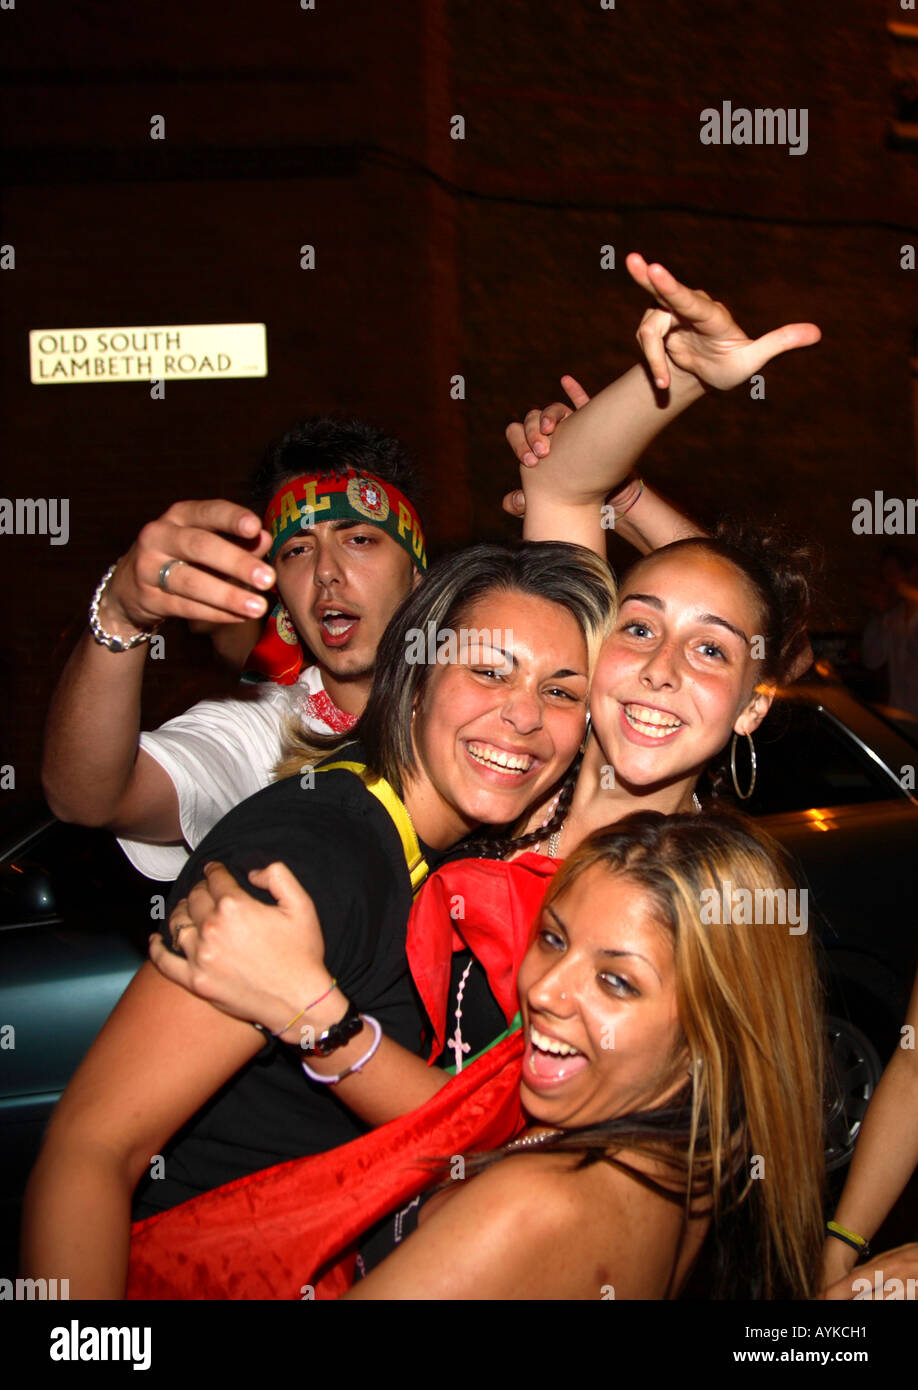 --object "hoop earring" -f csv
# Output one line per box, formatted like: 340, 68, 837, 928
730, 731, 757, 800
580, 712, 592, 755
